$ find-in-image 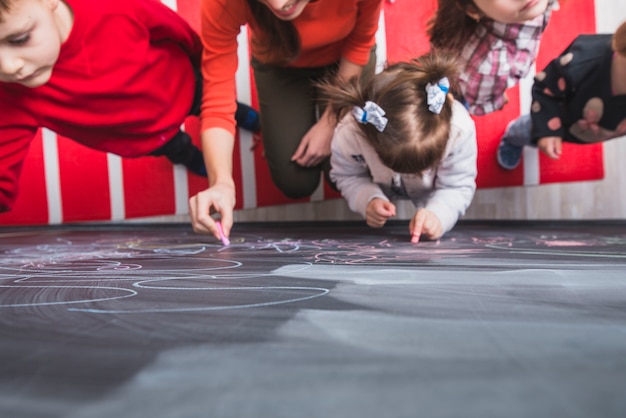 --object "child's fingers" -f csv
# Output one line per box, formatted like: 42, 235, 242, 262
380, 200, 397, 217
421, 215, 443, 240
366, 199, 395, 228
554, 137, 563, 158
410, 210, 426, 243
545, 141, 560, 159
539, 137, 562, 160
366, 212, 386, 228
